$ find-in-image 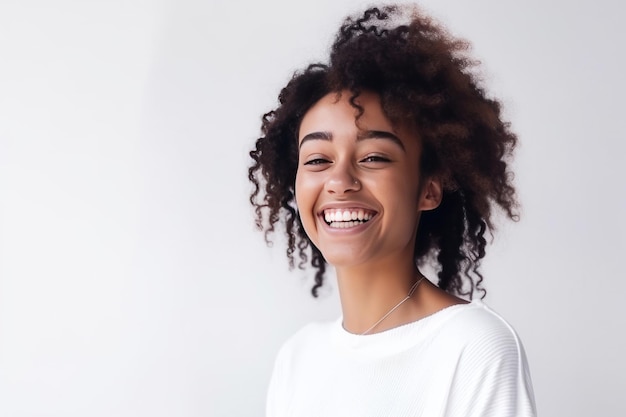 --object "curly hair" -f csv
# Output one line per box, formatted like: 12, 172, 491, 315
248, 5, 519, 299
